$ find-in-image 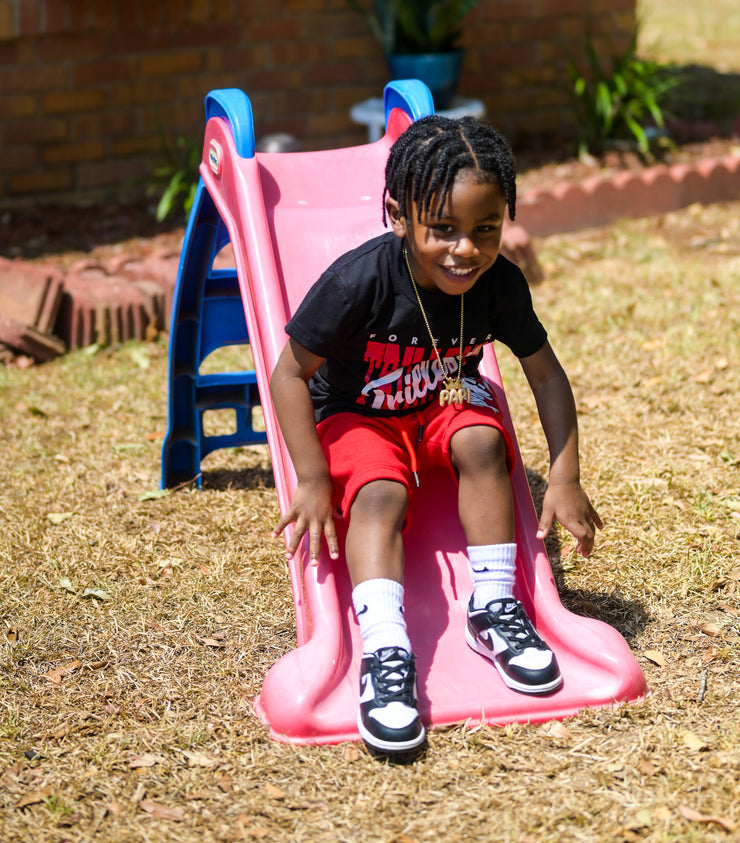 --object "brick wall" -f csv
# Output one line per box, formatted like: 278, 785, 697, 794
0, 0, 635, 208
